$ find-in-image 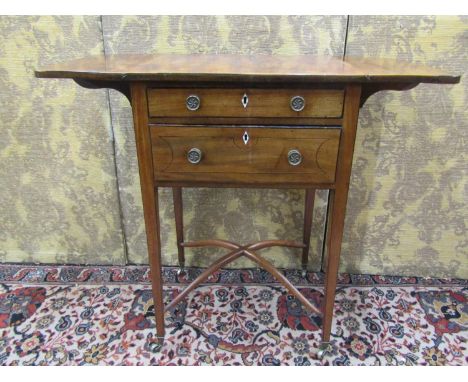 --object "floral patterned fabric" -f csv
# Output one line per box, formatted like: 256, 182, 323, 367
0, 266, 466, 365
0, 16, 126, 265
1, 264, 467, 287
342, 16, 467, 278
0, 16, 466, 279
